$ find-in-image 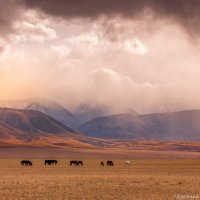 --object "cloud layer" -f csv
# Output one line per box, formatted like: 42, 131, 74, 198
0, 0, 23, 36
1, 0, 200, 37
23, 0, 200, 34
1, 0, 200, 114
